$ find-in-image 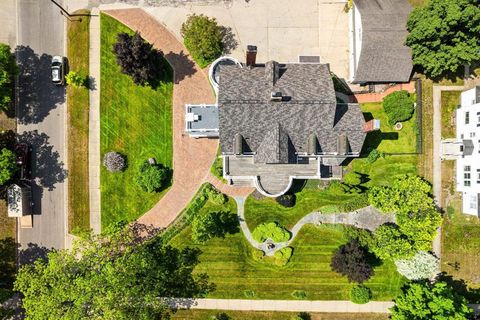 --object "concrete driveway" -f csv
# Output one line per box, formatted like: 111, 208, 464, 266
100, 0, 351, 79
